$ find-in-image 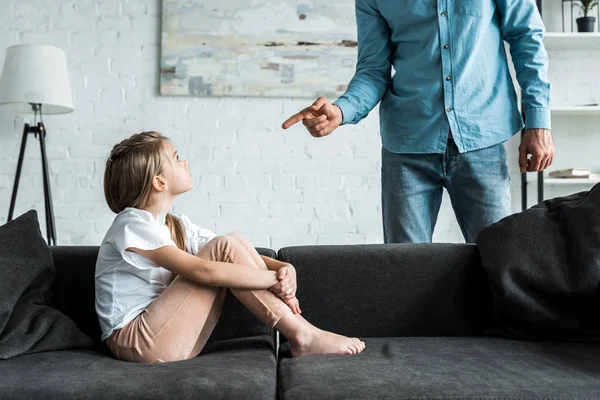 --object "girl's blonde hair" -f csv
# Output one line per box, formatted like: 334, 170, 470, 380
104, 131, 186, 250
